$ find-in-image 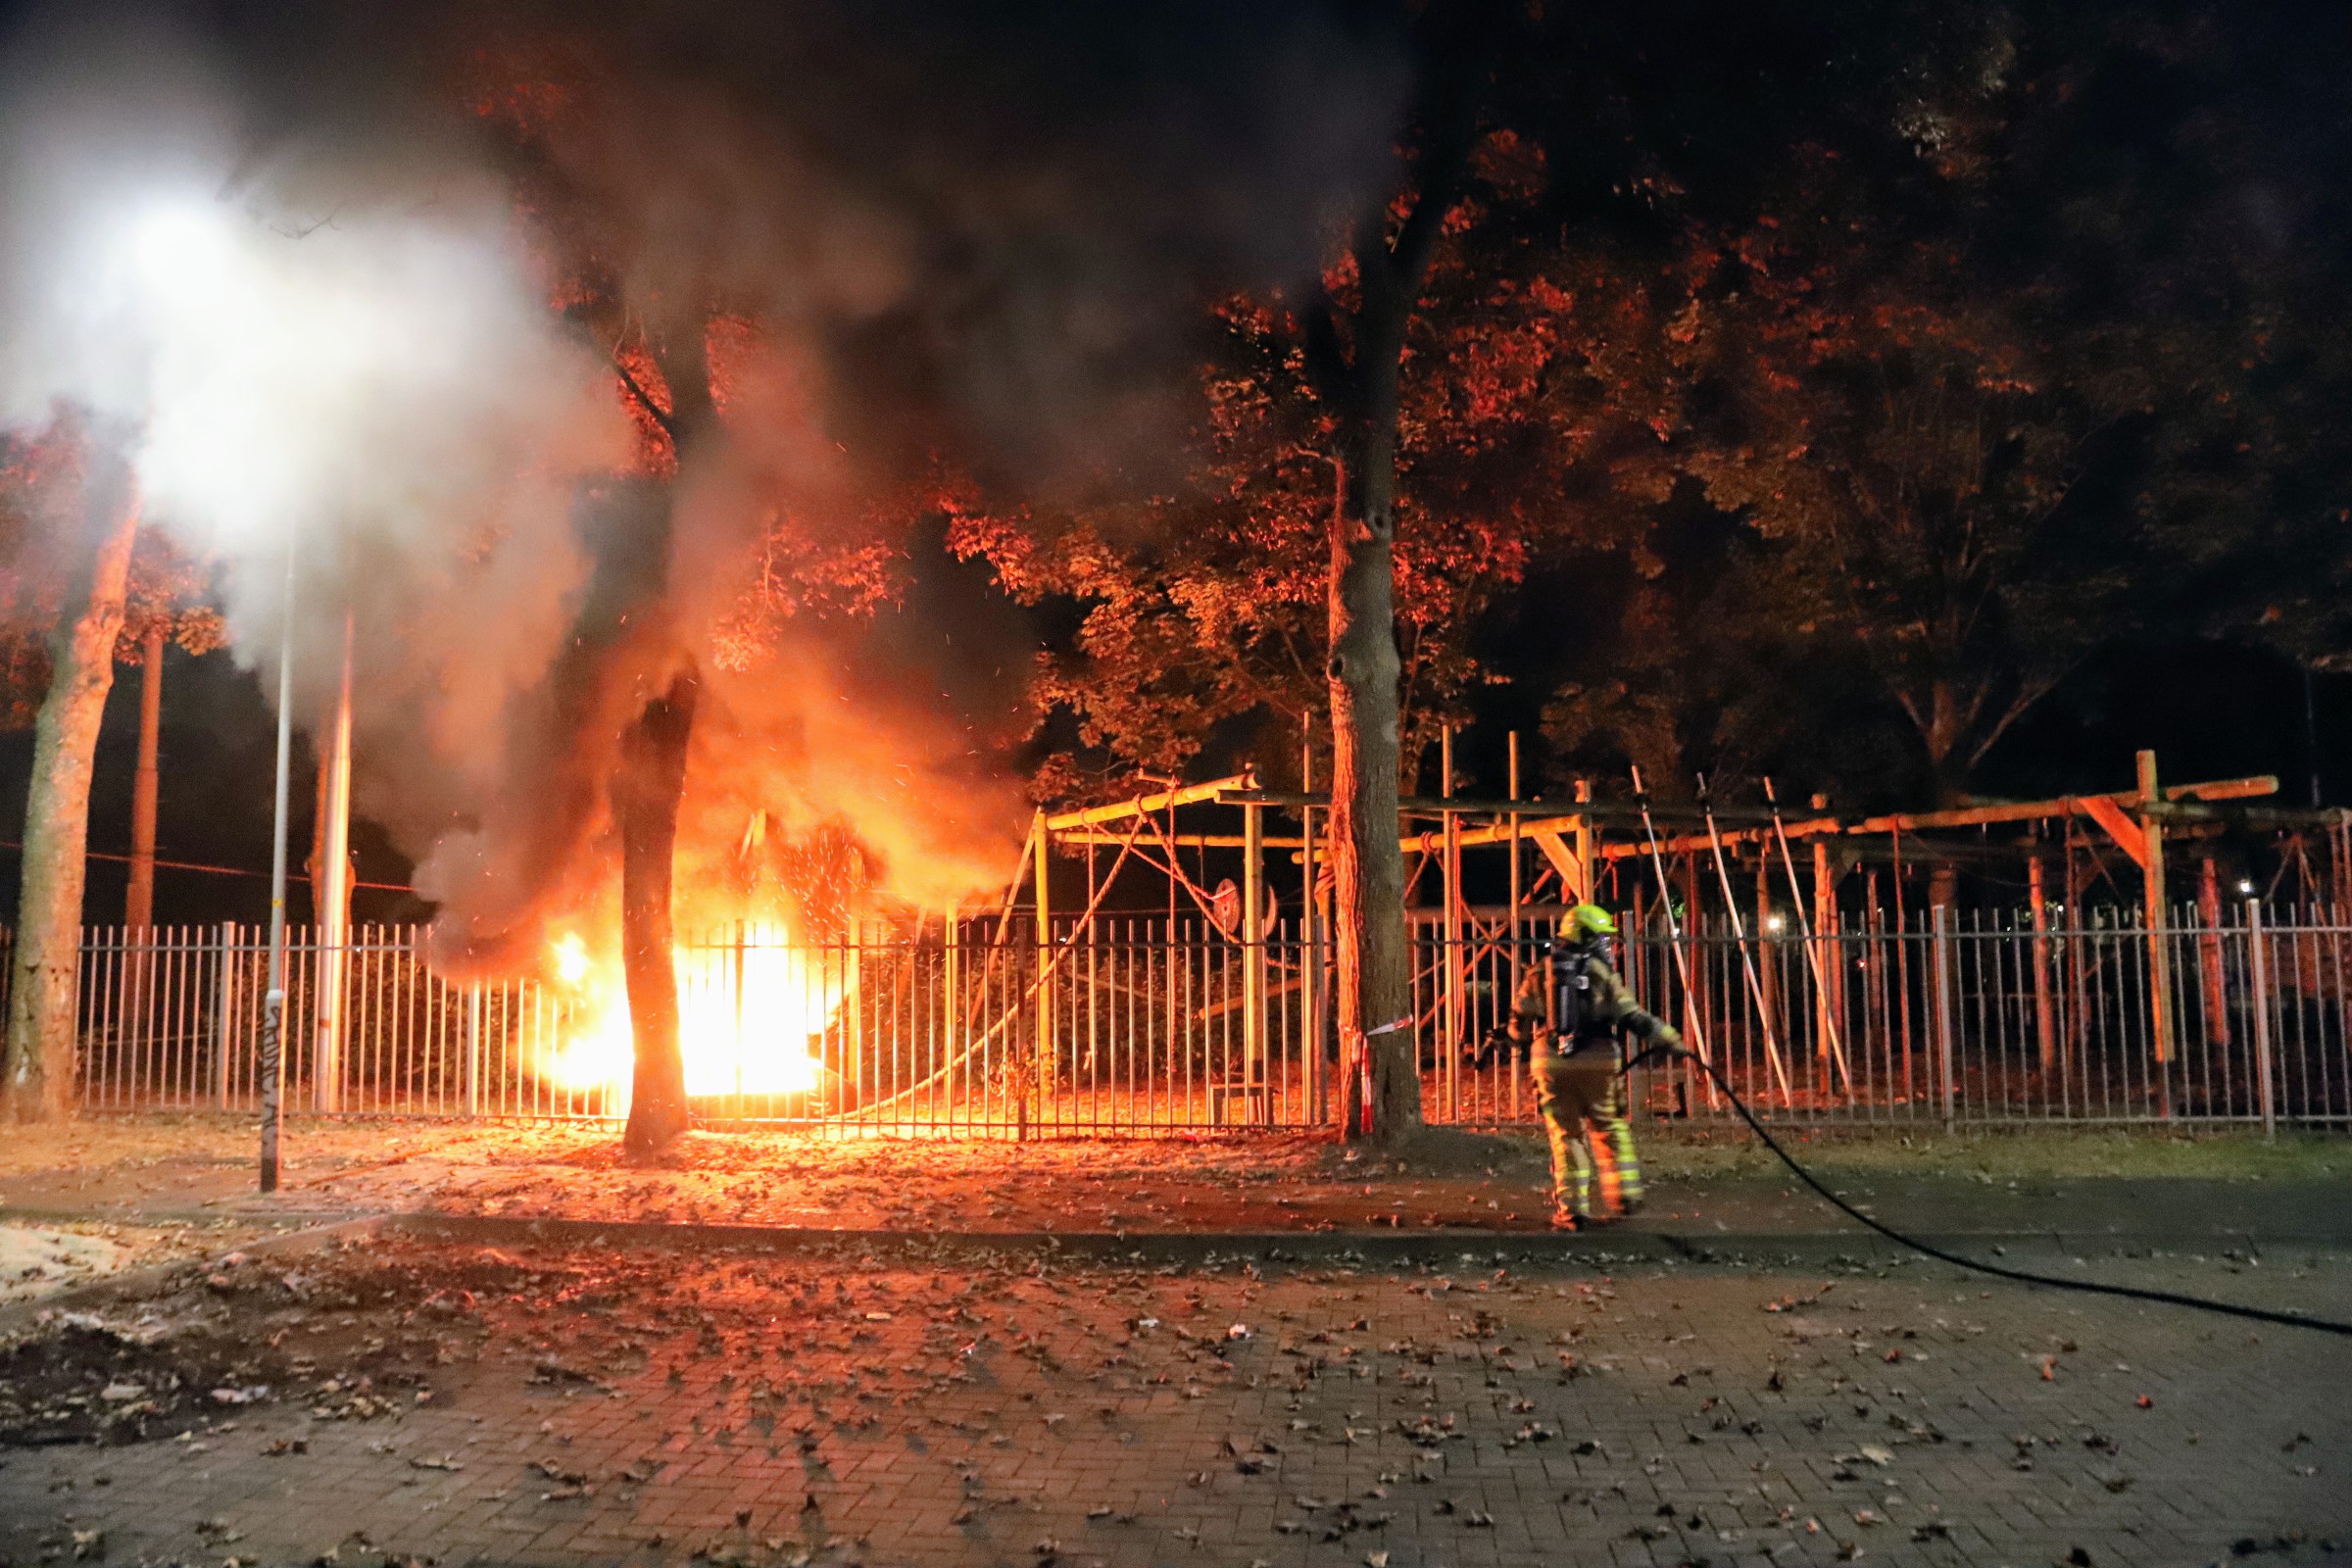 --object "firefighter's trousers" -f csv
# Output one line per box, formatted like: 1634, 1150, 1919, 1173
1533, 1046, 1643, 1218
